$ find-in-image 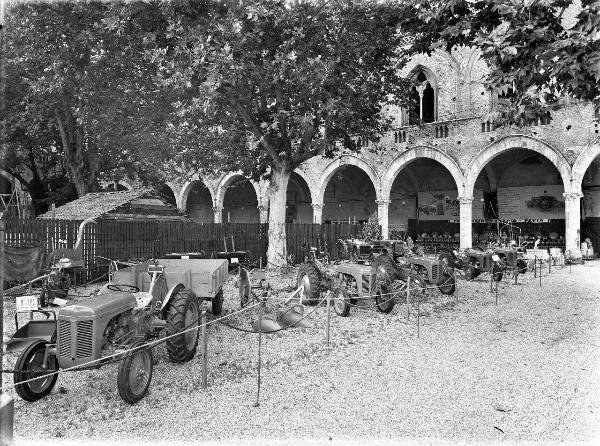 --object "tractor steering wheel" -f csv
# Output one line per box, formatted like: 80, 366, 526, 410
107, 284, 140, 293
